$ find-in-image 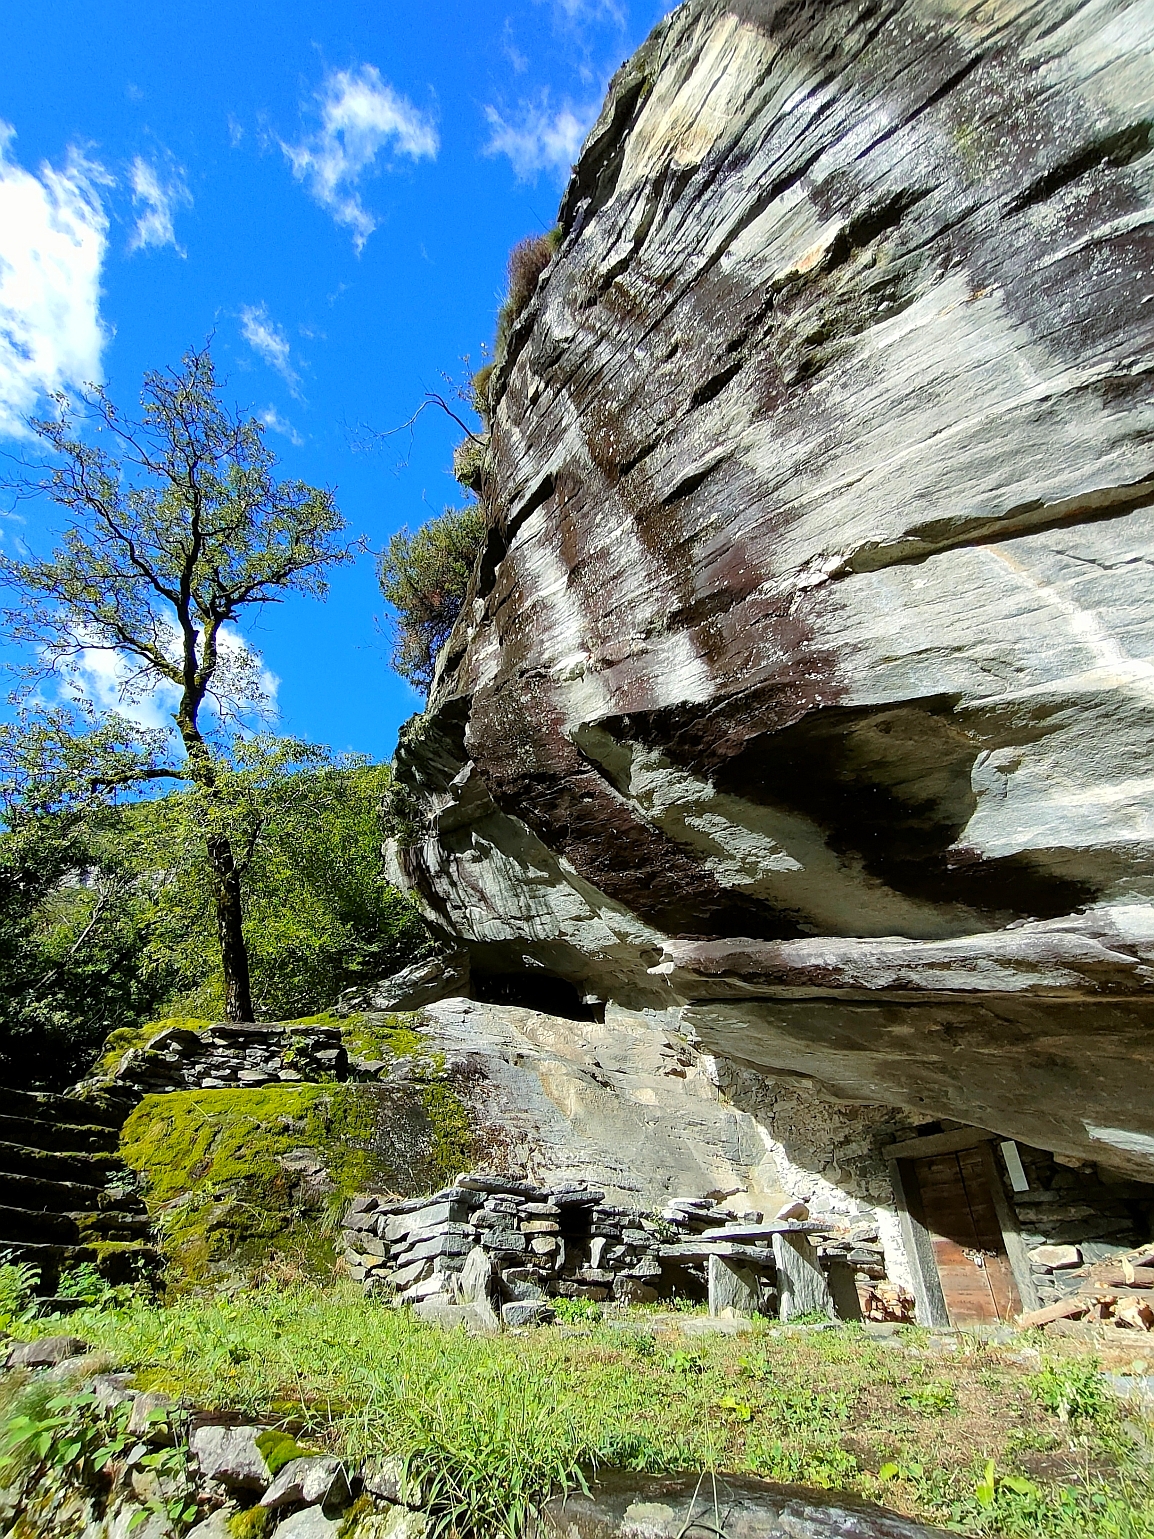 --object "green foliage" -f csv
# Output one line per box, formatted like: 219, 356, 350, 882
1029, 1356, 1113, 1424
0, 345, 359, 1024
377, 505, 486, 692
0, 1259, 40, 1332
895, 1379, 958, 1415
552, 1297, 603, 1324
0, 789, 180, 1088
0, 749, 429, 1088
9, 1295, 1154, 1539
156, 757, 430, 1021
0, 1384, 197, 1534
